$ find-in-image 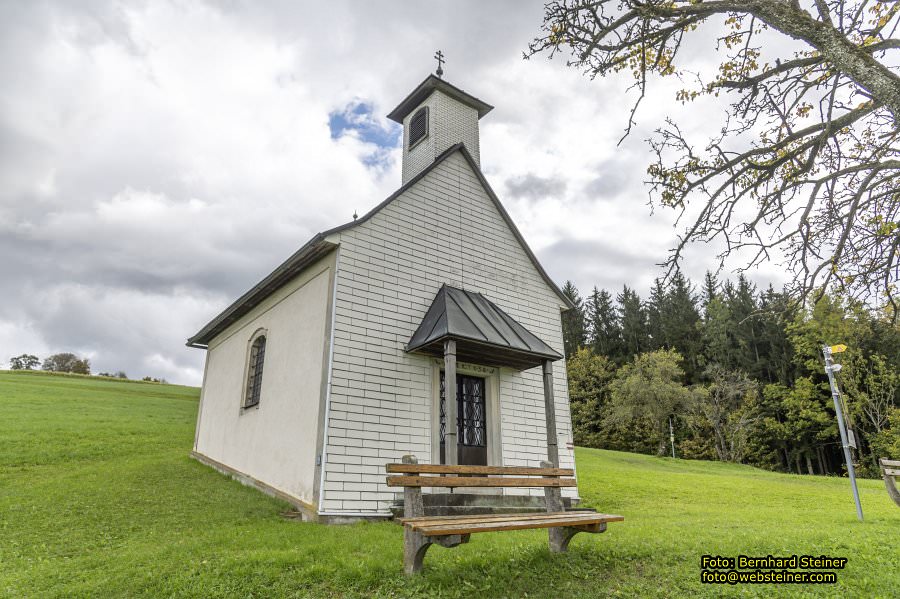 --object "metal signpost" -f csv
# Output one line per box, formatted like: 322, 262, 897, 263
669, 416, 676, 459
821, 344, 863, 521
